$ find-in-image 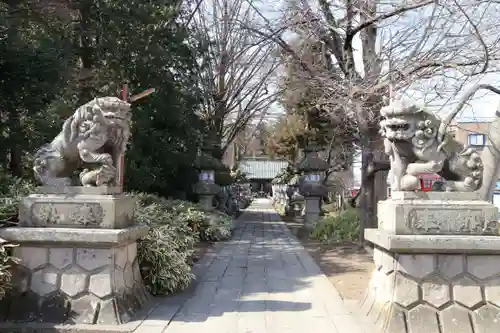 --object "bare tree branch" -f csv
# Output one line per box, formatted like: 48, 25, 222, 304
244, 0, 500, 234
191, 0, 280, 156
344, 0, 435, 52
